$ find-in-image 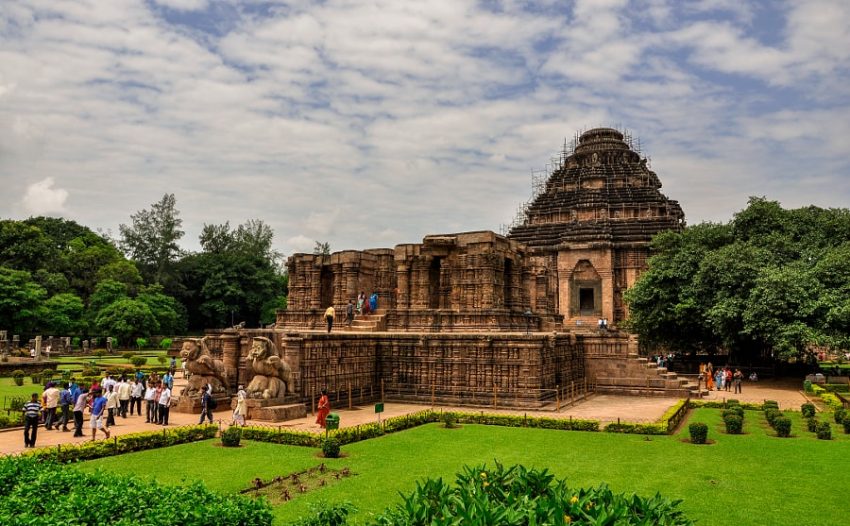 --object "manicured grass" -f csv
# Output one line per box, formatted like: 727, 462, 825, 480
0, 377, 45, 406
79, 408, 850, 525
